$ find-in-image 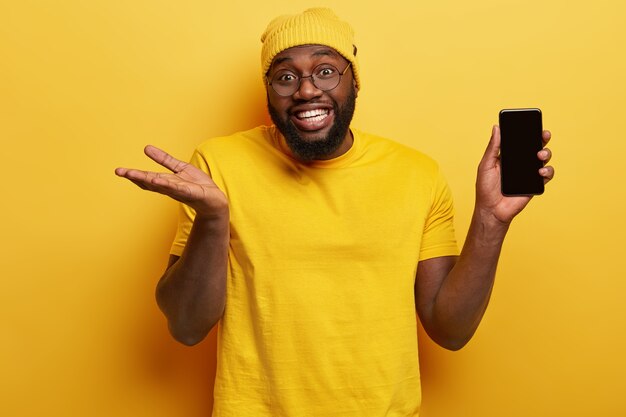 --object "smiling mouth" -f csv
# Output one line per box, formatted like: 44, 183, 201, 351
291, 108, 333, 132
295, 108, 330, 121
